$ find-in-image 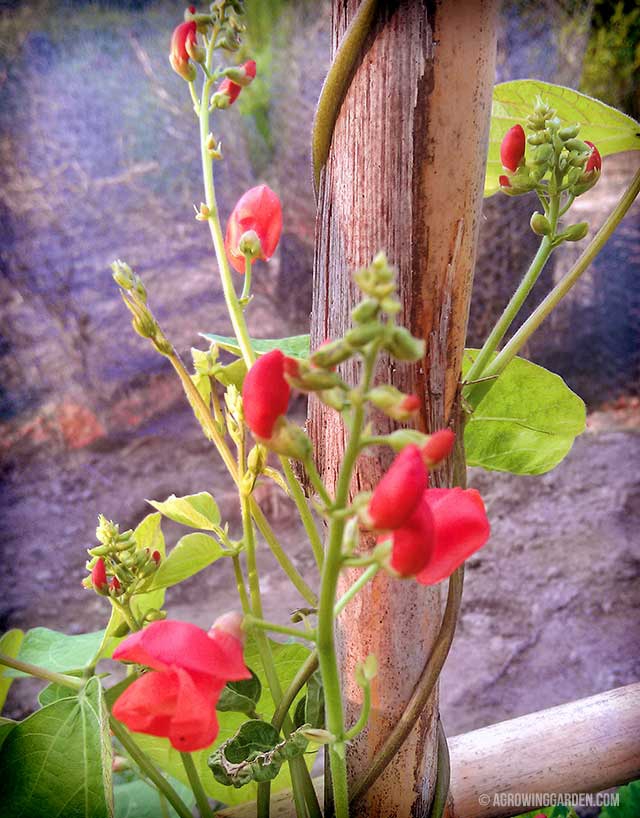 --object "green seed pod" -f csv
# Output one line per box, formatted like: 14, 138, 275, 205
530, 211, 552, 236
527, 131, 550, 146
